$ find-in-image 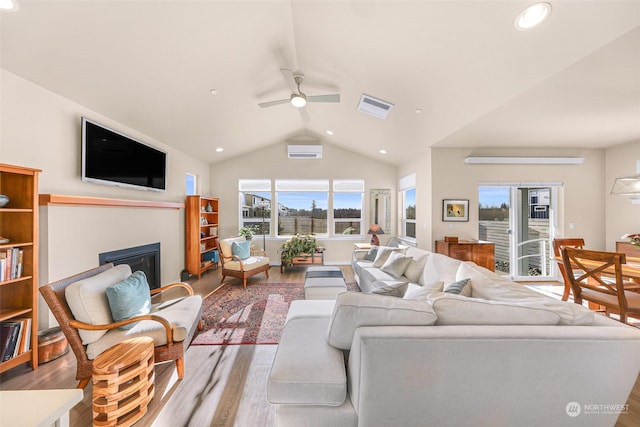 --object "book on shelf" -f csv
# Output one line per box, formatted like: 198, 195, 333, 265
0, 322, 21, 362
0, 247, 23, 282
